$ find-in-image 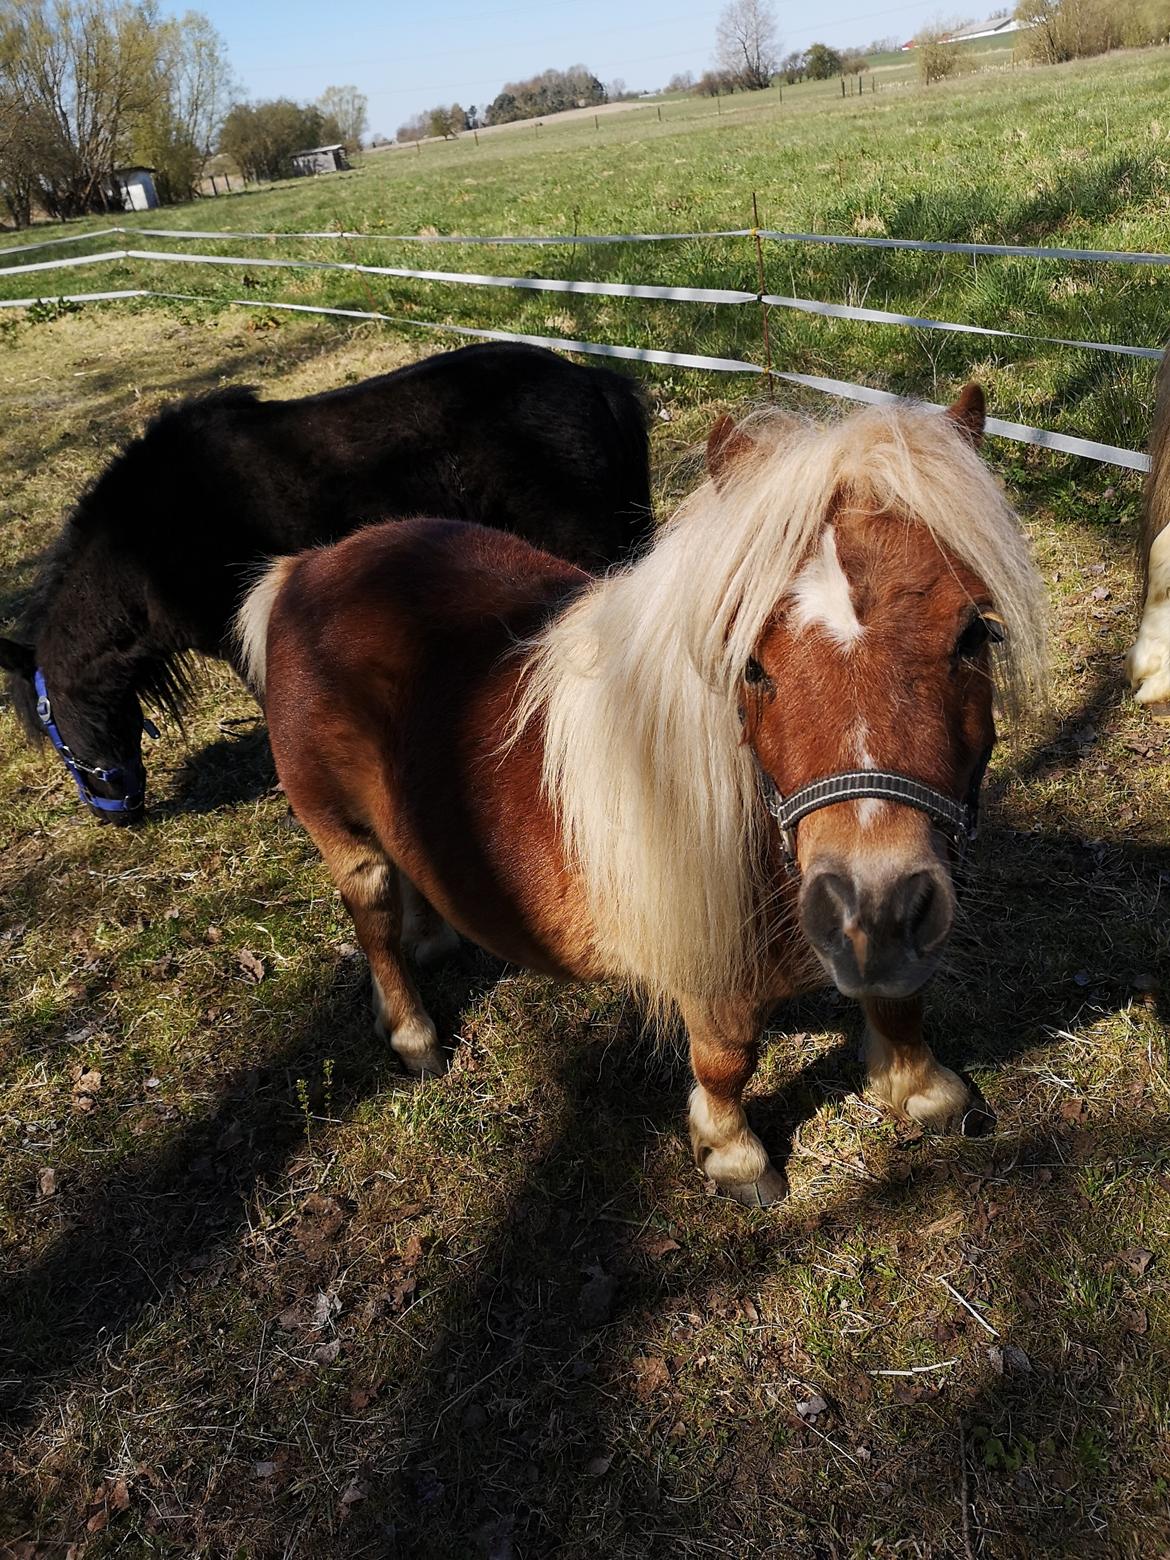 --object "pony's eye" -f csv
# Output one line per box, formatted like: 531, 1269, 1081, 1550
744, 656, 768, 685
955, 613, 1004, 661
